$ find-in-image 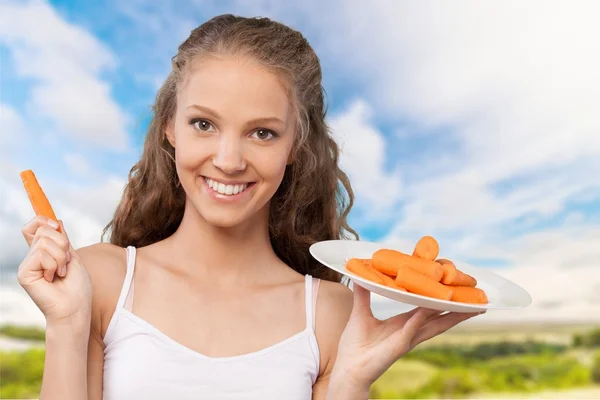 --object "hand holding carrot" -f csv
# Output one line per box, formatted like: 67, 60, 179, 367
19, 216, 93, 327
17, 171, 93, 328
